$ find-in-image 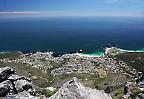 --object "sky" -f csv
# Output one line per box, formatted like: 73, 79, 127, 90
0, 0, 144, 17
